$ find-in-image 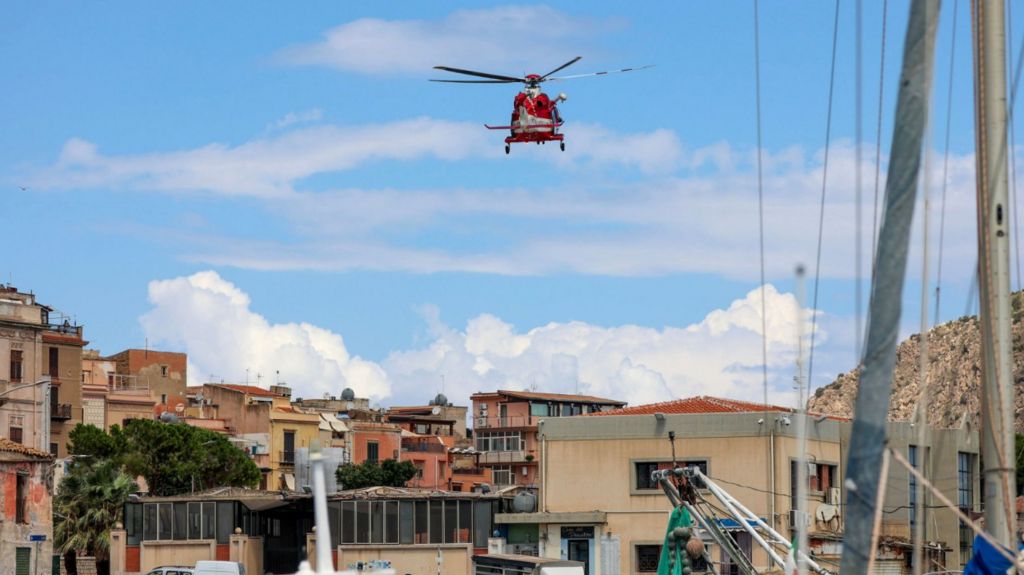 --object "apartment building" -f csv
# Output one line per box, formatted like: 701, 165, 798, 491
470, 390, 625, 487
499, 396, 978, 575
0, 286, 85, 457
